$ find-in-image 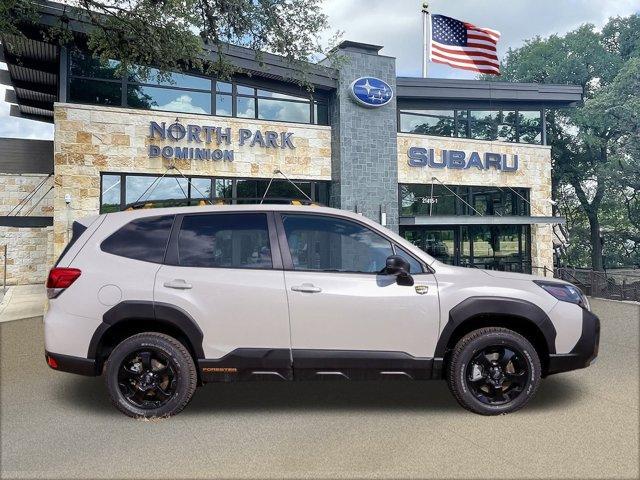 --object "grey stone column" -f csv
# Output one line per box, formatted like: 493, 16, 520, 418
322, 42, 399, 232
